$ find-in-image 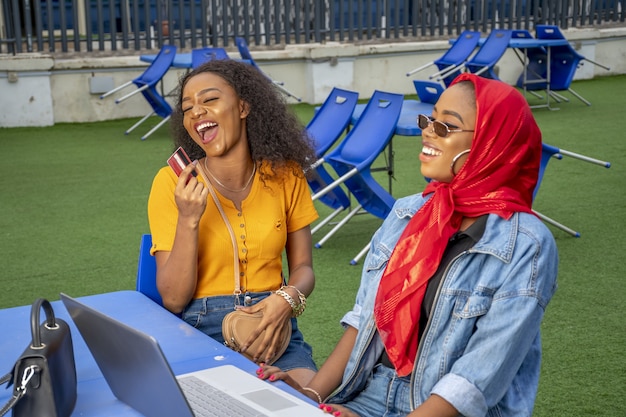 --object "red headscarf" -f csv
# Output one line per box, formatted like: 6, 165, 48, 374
373, 74, 542, 376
